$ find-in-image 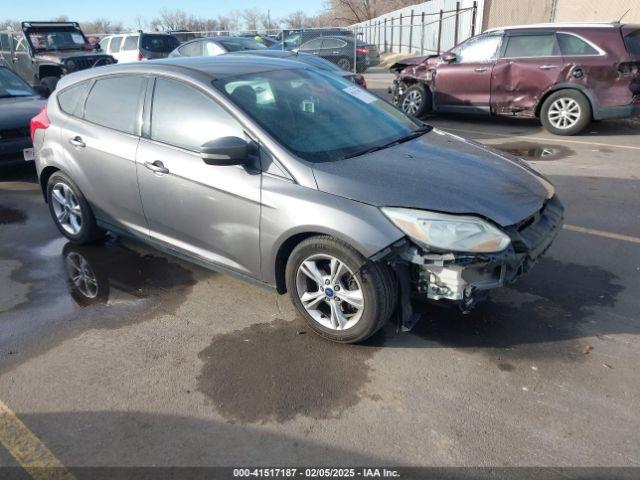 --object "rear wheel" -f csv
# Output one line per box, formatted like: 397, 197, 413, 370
285, 235, 396, 343
540, 90, 591, 136
46, 172, 104, 244
337, 57, 352, 71
399, 83, 430, 118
